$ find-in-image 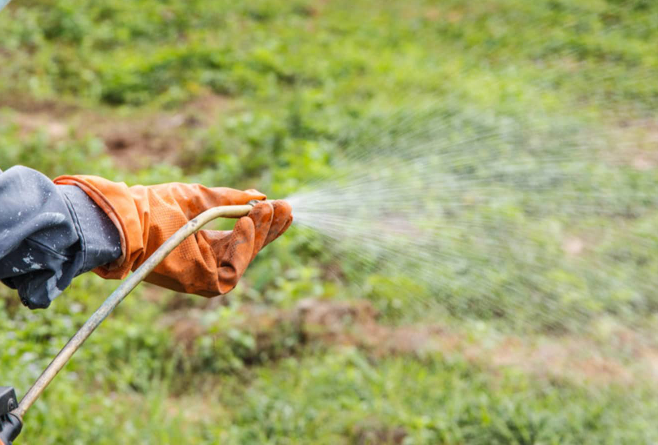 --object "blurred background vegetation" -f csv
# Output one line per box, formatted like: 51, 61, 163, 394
1, 0, 658, 443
